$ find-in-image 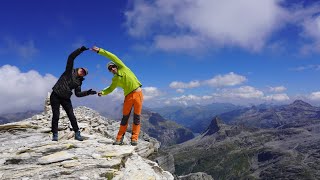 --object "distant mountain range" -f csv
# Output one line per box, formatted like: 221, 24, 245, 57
164, 117, 320, 179
151, 103, 241, 133
156, 100, 320, 179
219, 100, 320, 129
0, 110, 41, 124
